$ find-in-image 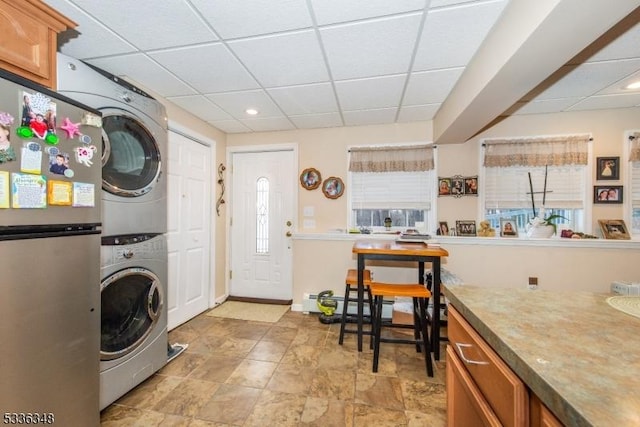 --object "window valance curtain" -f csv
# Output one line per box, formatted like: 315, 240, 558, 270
483, 134, 590, 167
629, 132, 640, 162
349, 144, 434, 172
